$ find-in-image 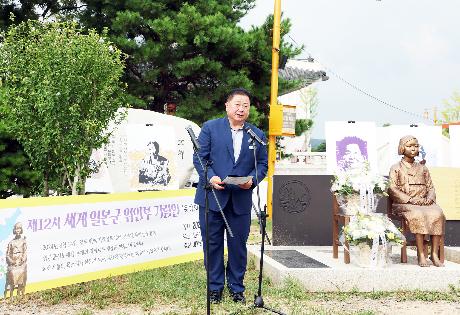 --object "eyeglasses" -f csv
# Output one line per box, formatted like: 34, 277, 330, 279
229, 102, 250, 110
